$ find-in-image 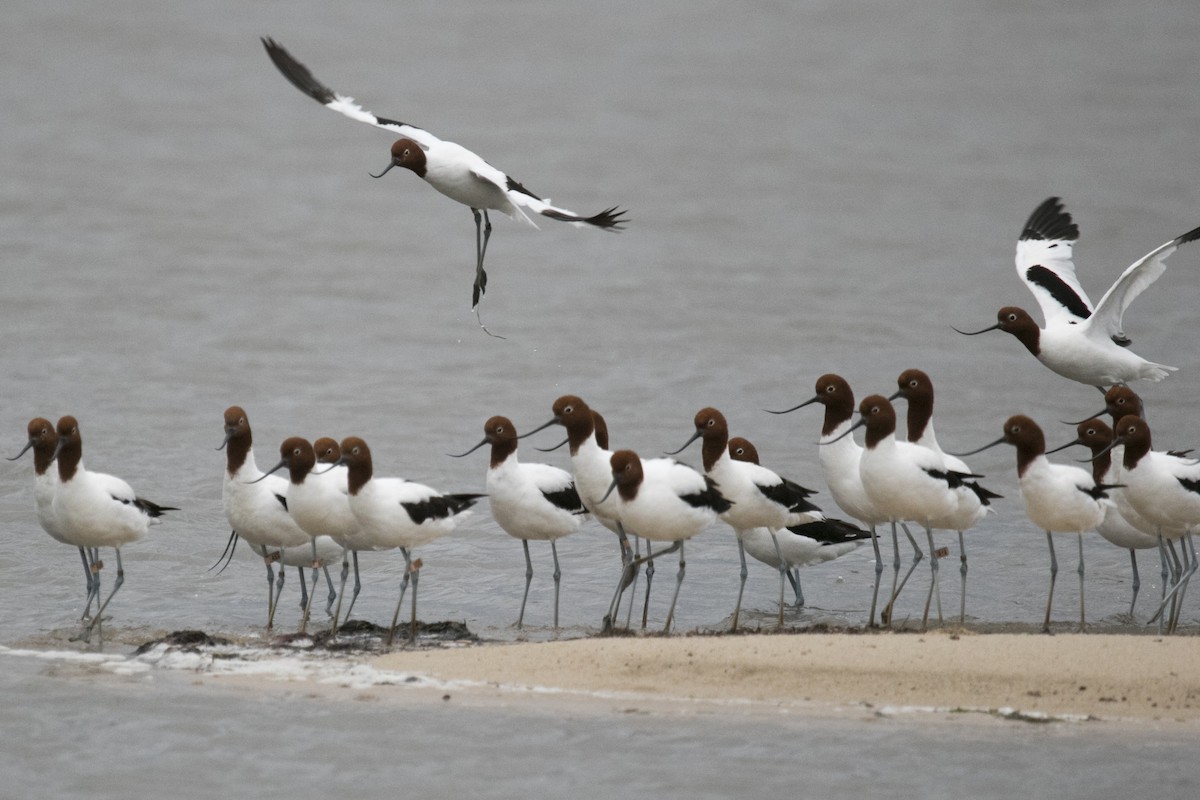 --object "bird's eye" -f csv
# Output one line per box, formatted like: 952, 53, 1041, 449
496, 426, 505, 434
563, 405, 573, 415
706, 419, 715, 427
1007, 313, 1018, 321
825, 385, 835, 393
